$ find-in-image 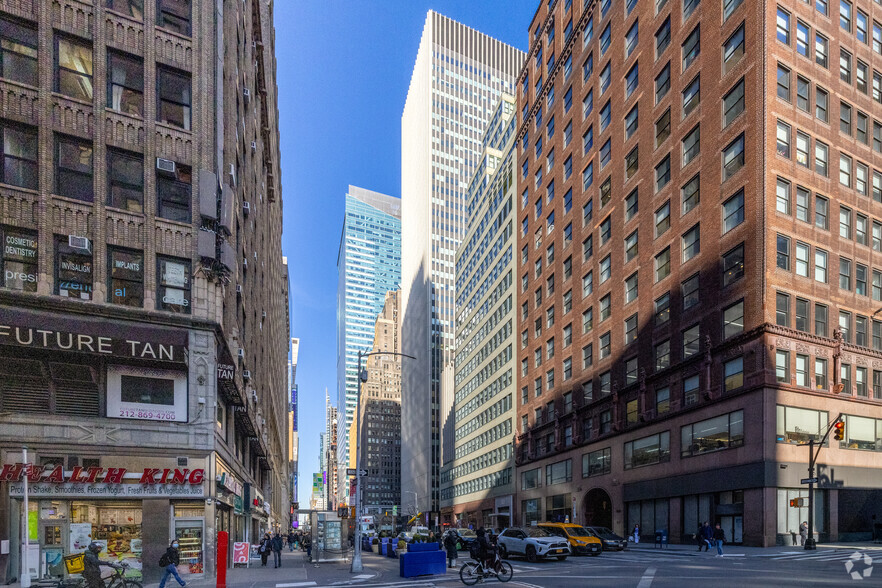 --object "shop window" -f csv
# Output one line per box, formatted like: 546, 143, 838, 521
158, 0, 191, 36
107, 51, 144, 116
55, 135, 94, 202
108, 247, 143, 307
1, 226, 38, 291
1, 122, 38, 190
55, 235, 93, 300
157, 67, 191, 130
108, 149, 144, 212
0, 17, 37, 86
56, 36, 93, 101
157, 256, 191, 313
545, 493, 572, 522
839, 415, 882, 451
157, 163, 192, 222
